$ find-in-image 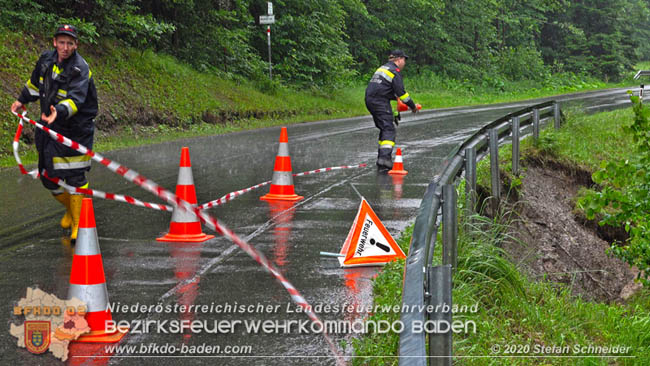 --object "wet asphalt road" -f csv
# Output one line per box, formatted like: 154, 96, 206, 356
0, 87, 636, 365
